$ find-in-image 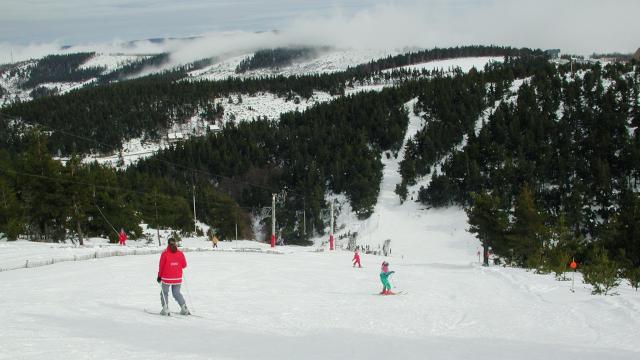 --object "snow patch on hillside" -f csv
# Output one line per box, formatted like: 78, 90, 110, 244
59, 89, 337, 168
79, 53, 149, 73
214, 91, 335, 123
0, 61, 35, 105
190, 48, 399, 81
383, 56, 503, 74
